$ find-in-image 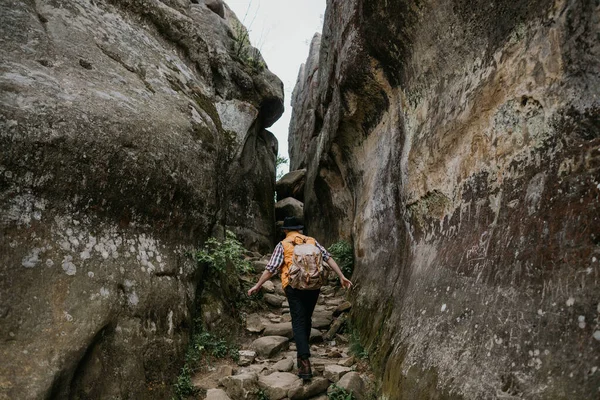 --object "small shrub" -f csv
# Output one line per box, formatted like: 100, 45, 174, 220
328, 240, 354, 278
176, 328, 239, 398
328, 384, 355, 400
231, 19, 264, 72
173, 364, 196, 399
276, 155, 288, 181
195, 230, 254, 275
186, 330, 238, 364
258, 389, 269, 400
